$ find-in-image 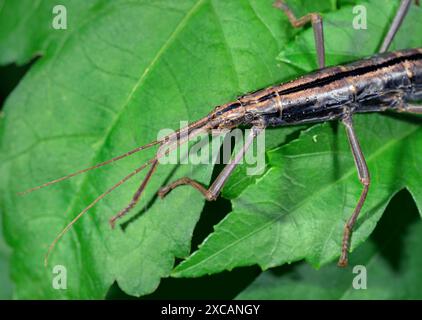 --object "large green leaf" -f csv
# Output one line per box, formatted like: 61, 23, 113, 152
236, 190, 422, 299
172, 0, 422, 277
1, 0, 421, 299
0, 0, 313, 299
